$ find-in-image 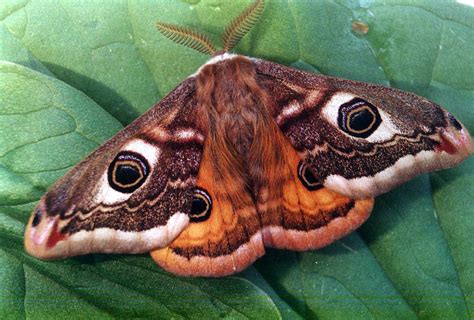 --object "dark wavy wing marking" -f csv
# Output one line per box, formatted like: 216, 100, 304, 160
25, 76, 210, 259
253, 58, 454, 198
